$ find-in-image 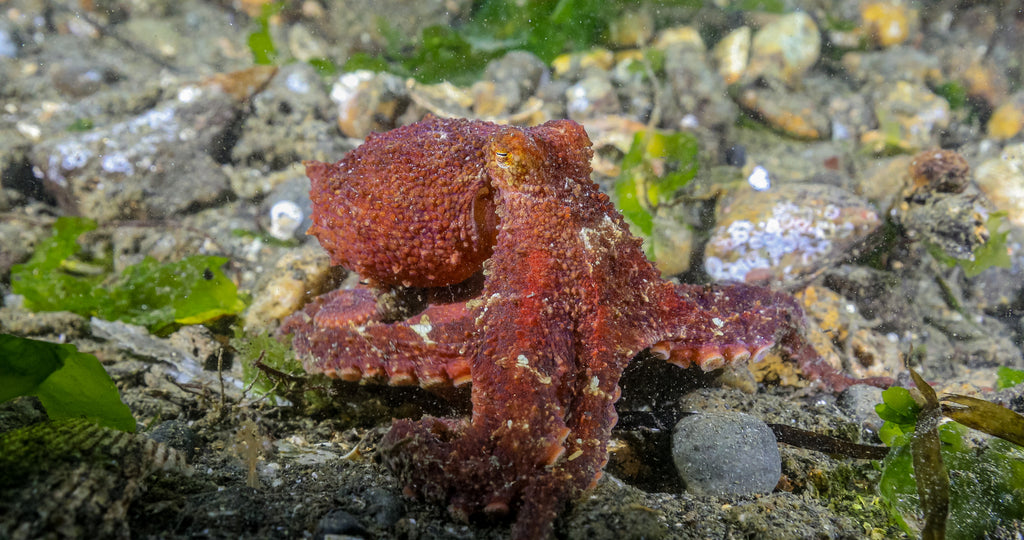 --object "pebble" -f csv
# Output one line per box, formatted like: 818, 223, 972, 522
361, 487, 404, 529
608, 9, 654, 48
147, 420, 198, 461
841, 47, 941, 87
330, 70, 408, 139
481, 51, 548, 113
704, 183, 881, 287
987, 91, 1024, 140
662, 41, 737, 132
287, 23, 329, 63
836, 384, 885, 438
860, 1, 914, 48
50, 63, 115, 98
258, 174, 313, 241
733, 83, 831, 140
745, 12, 820, 87
551, 48, 614, 79
712, 26, 750, 86
974, 143, 1024, 228
565, 75, 620, 122
861, 81, 951, 153
313, 509, 368, 538
243, 245, 337, 332
672, 412, 781, 496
